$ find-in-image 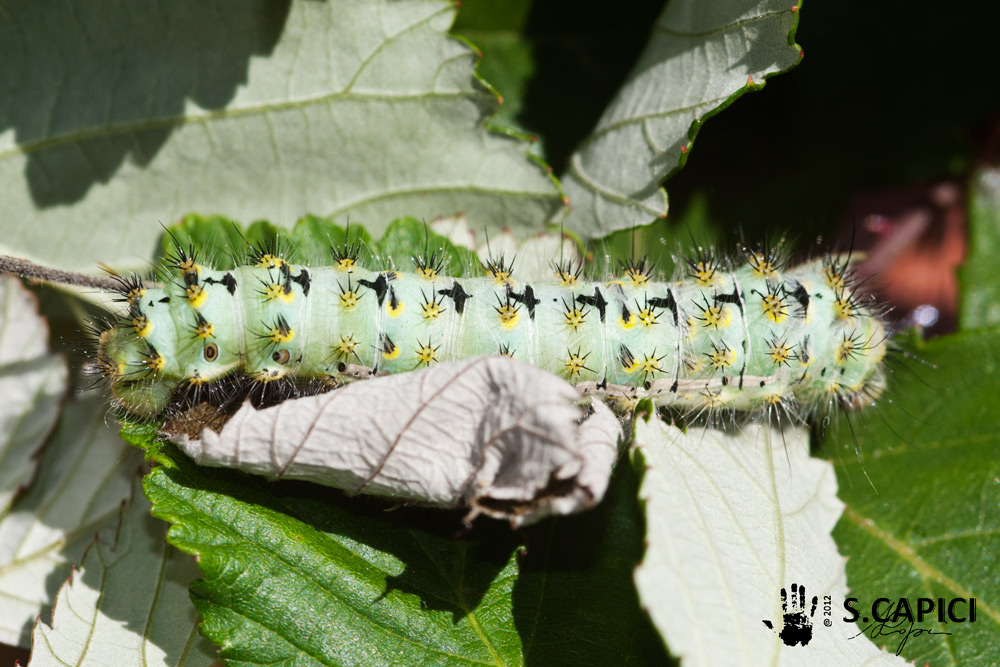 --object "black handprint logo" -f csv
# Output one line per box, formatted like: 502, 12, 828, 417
762, 583, 819, 646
